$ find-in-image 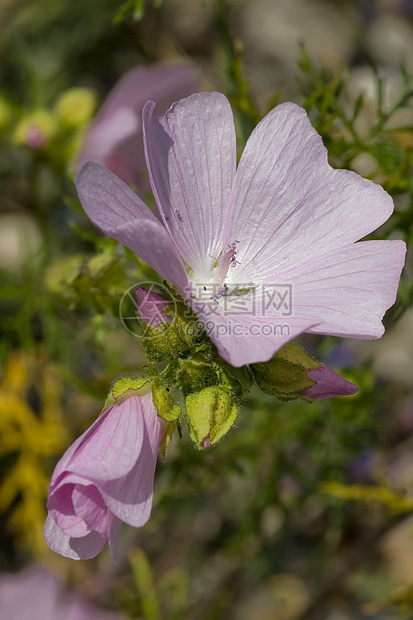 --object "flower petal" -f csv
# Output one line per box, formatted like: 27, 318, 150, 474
289, 240, 406, 338
115, 218, 189, 290
98, 395, 164, 526
44, 515, 106, 560
48, 482, 91, 538
65, 396, 148, 481
225, 102, 395, 284
75, 163, 189, 288
143, 92, 236, 277
75, 62, 198, 187
75, 161, 158, 230
72, 485, 108, 537
190, 296, 320, 366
